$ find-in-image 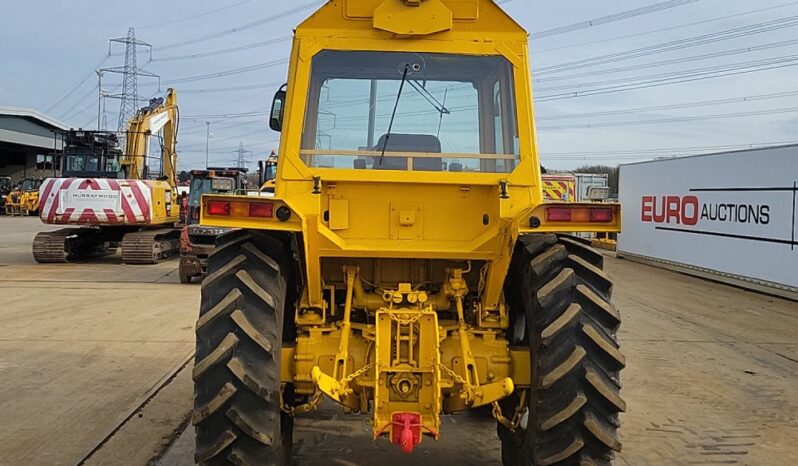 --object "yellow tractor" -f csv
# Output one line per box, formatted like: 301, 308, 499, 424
5, 178, 42, 216
195, 1, 625, 465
